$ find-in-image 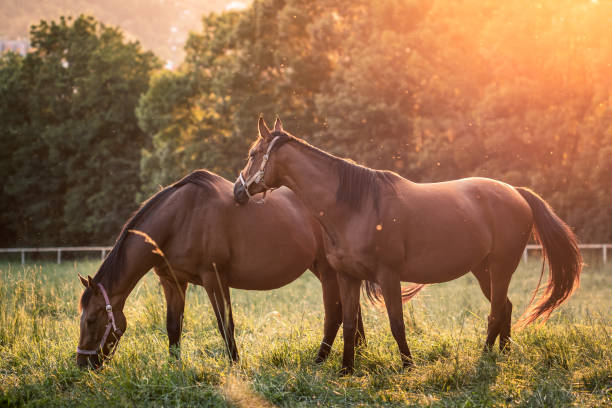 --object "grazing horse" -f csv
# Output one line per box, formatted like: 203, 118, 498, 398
76, 169, 366, 369
233, 117, 582, 374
